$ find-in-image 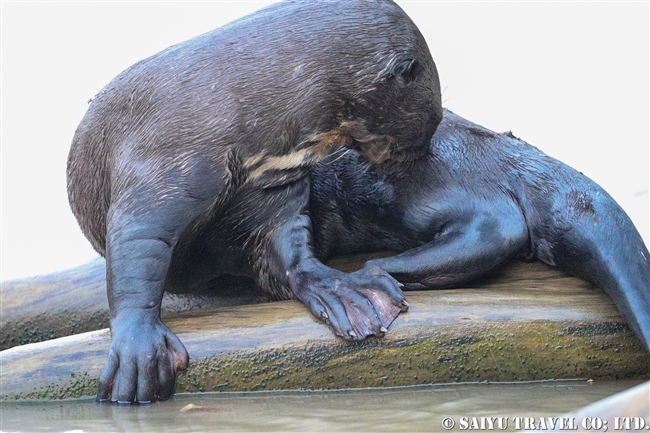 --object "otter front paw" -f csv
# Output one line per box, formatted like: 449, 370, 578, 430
97, 316, 189, 403
293, 265, 408, 340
